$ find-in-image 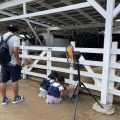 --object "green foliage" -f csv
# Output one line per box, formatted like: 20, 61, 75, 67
65, 27, 104, 36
